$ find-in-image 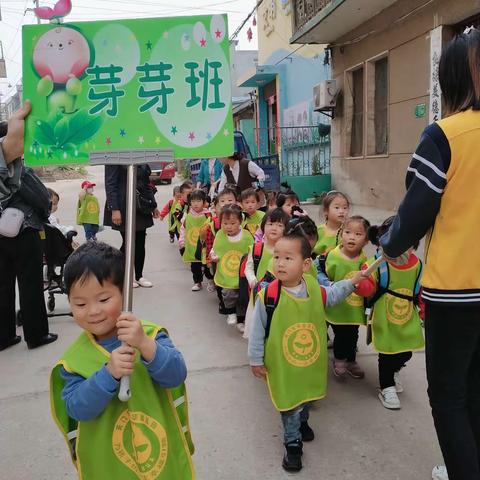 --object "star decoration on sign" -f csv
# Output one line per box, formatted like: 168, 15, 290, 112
146, 40, 153, 51
223, 129, 229, 136
47, 150, 53, 159
188, 132, 196, 142
138, 136, 145, 144
32, 140, 39, 148
171, 126, 178, 136
206, 132, 213, 140
215, 29, 222, 38
106, 137, 112, 145
200, 38, 207, 47
120, 129, 126, 137
155, 136, 161, 145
